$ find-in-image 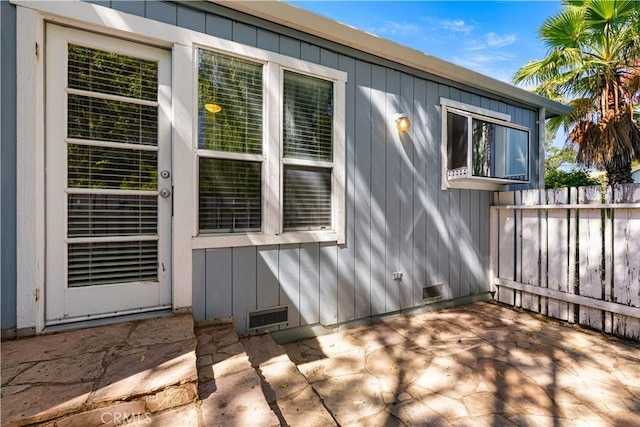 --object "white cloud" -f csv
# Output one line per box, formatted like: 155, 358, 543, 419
485, 32, 516, 48
467, 32, 517, 51
371, 21, 421, 37
441, 19, 473, 33
451, 53, 516, 83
